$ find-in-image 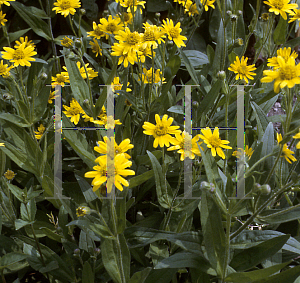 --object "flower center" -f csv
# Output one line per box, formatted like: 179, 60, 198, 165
155, 124, 168, 136
14, 50, 25, 60
272, 0, 284, 9
95, 27, 105, 36
56, 74, 66, 83
144, 30, 156, 42
113, 83, 122, 91
115, 146, 122, 154
180, 141, 192, 151
279, 65, 297, 80
169, 27, 180, 38
238, 65, 248, 75
127, 33, 140, 45
124, 13, 130, 22
61, 1, 71, 9
106, 22, 117, 33
208, 136, 221, 148
0, 65, 6, 74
